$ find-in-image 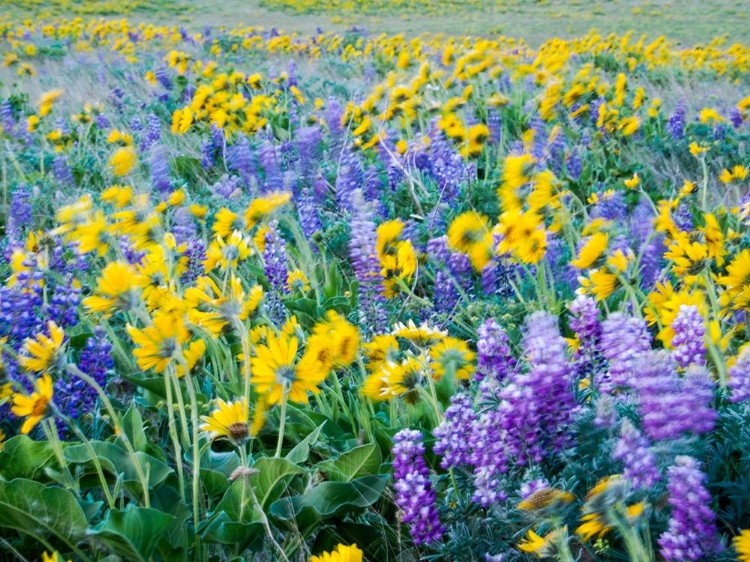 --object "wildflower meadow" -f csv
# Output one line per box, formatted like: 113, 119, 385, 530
0, 4, 749, 562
